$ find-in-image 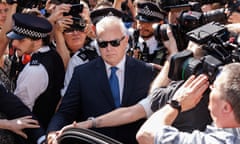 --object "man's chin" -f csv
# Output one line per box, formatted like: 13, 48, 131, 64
141, 34, 154, 39
16, 50, 23, 57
